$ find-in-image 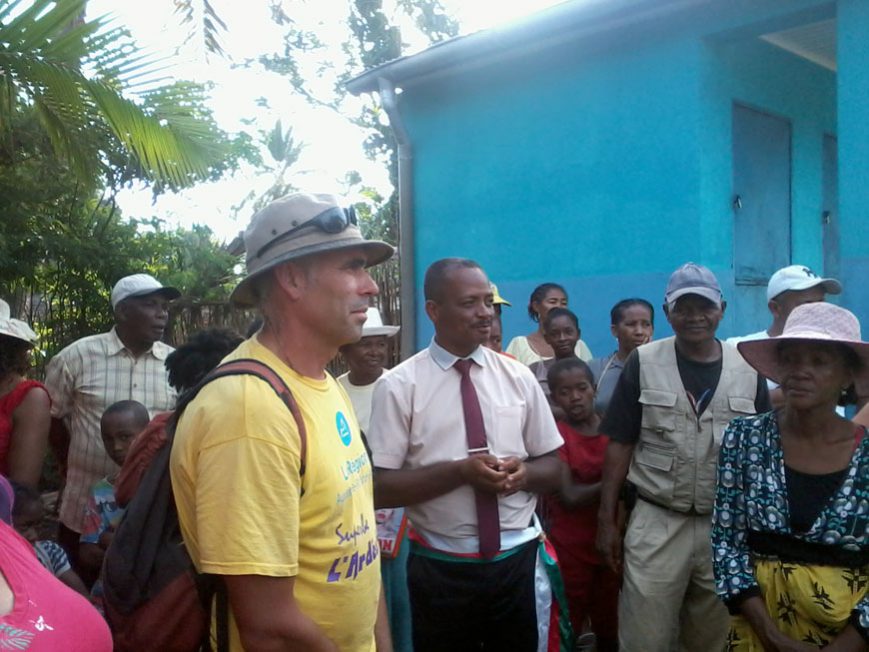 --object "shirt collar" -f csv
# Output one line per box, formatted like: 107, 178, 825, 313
107, 327, 170, 360
428, 338, 488, 371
